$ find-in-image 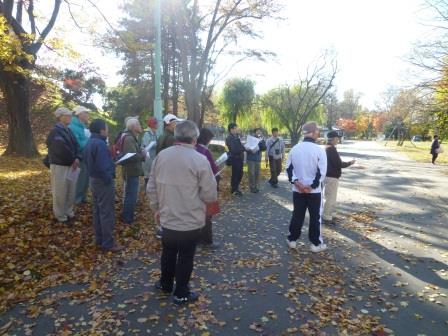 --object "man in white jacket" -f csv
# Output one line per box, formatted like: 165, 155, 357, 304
286, 122, 328, 253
